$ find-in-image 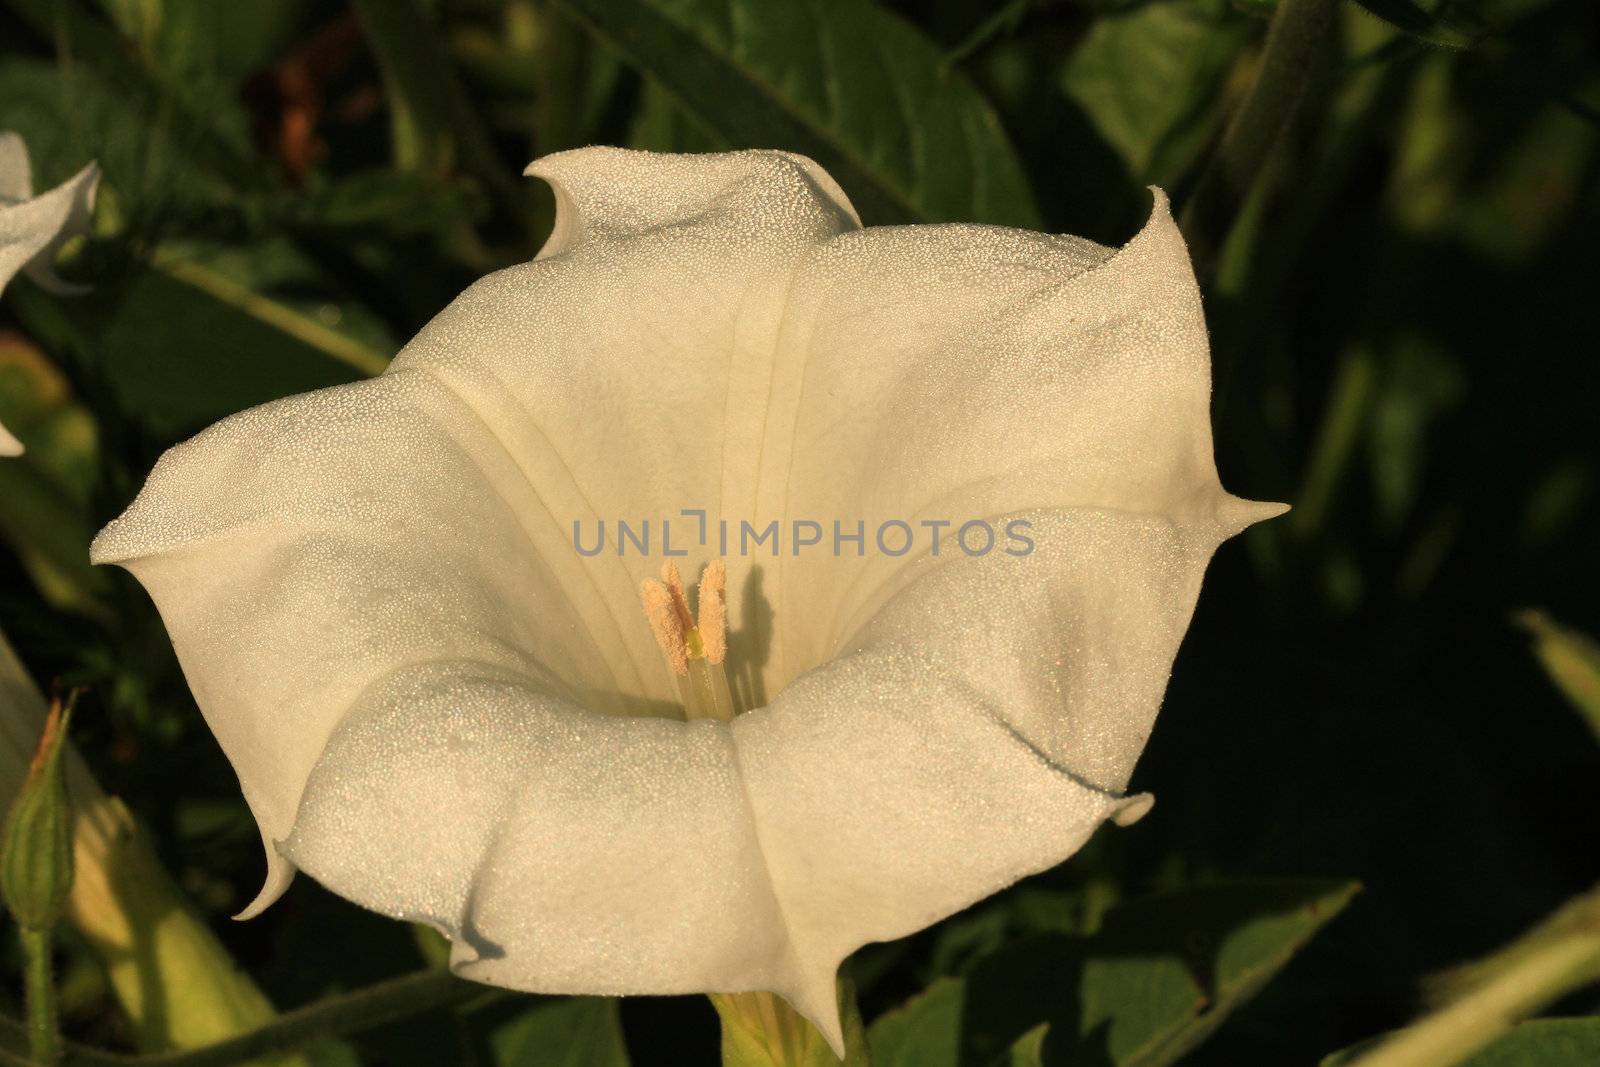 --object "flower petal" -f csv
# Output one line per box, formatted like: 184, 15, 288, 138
281, 661, 795, 1000
0, 418, 20, 458
527, 145, 860, 259
0, 132, 33, 202
743, 190, 1228, 690
427, 506, 1253, 1051
0, 145, 98, 296
91, 369, 673, 908
377, 147, 862, 687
